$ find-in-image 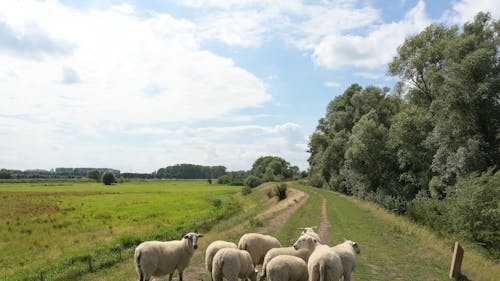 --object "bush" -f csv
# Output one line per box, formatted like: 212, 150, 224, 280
87, 169, 101, 182
406, 193, 451, 232
101, 172, 116, 185
450, 168, 500, 250
274, 183, 287, 201
244, 175, 262, 188
0, 169, 11, 179
241, 186, 252, 196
